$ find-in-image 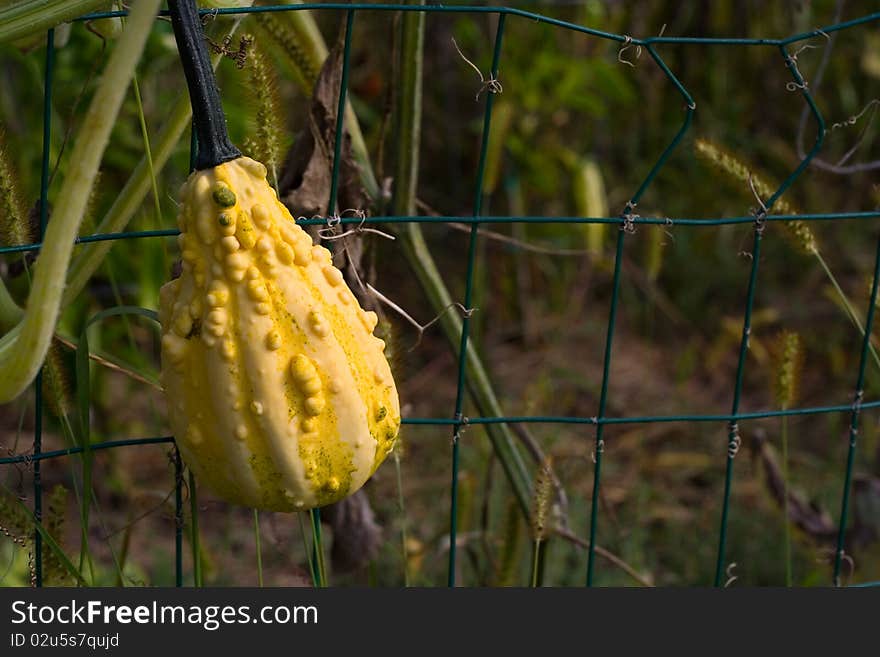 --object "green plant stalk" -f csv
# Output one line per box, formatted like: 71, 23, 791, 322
188, 471, 202, 587
105, 266, 140, 358
114, 516, 133, 587
0, 0, 162, 403
76, 437, 94, 580
131, 75, 165, 233
496, 497, 523, 585
383, 0, 531, 516
816, 252, 880, 374
74, 306, 159, 586
310, 508, 327, 587
6, 490, 87, 586
50, 403, 129, 586
391, 2, 423, 218
393, 447, 410, 586
0, 28, 239, 333
781, 413, 792, 587
397, 227, 533, 516
253, 509, 263, 587
388, 0, 530, 518
0, 280, 19, 332
530, 539, 542, 587
297, 512, 318, 586
0, 0, 111, 45
48, 399, 94, 581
